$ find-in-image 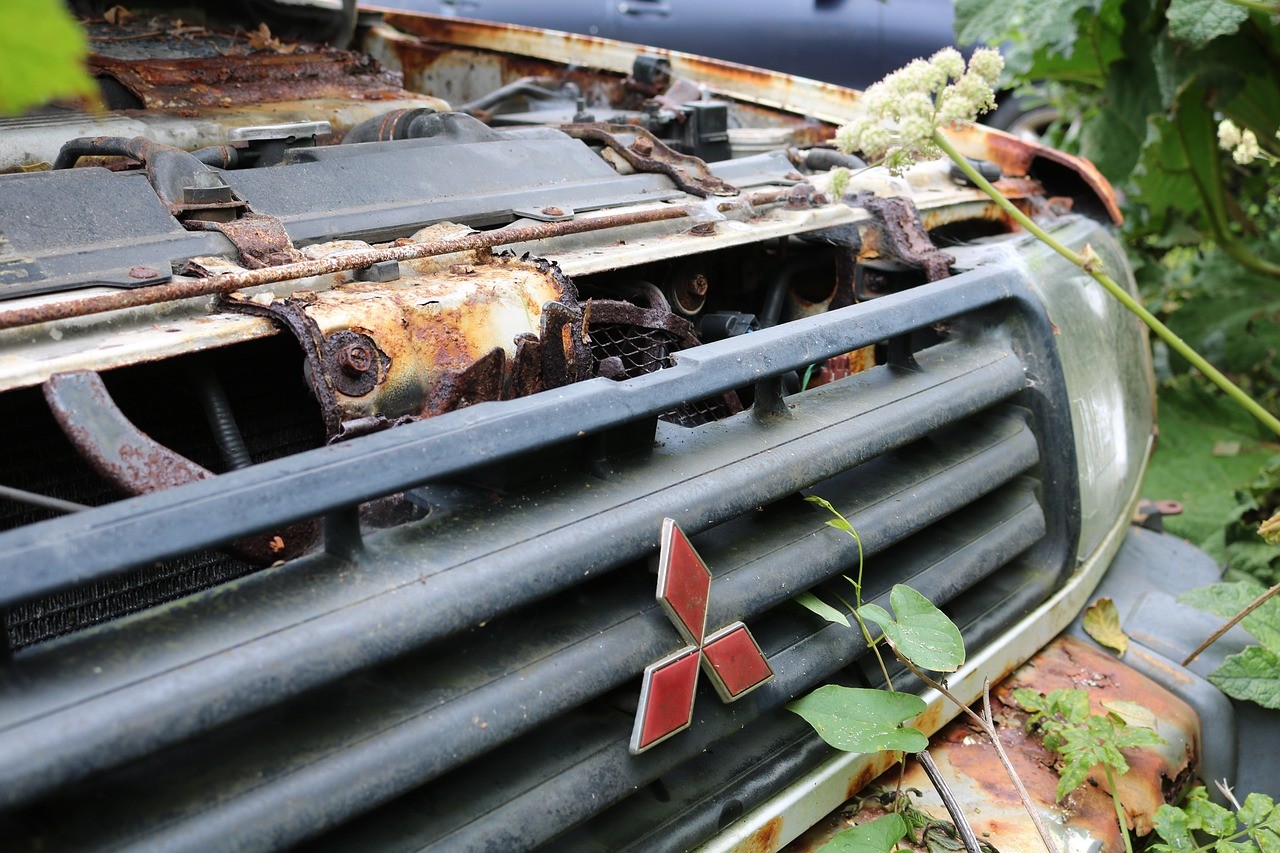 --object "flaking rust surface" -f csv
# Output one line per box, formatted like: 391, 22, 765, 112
786, 636, 1198, 852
